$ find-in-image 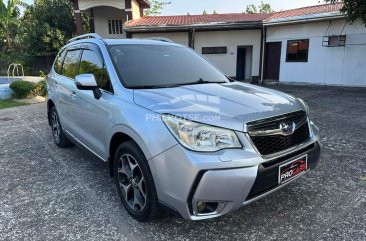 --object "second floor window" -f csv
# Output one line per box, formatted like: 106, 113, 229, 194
108, 19, 123, 35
